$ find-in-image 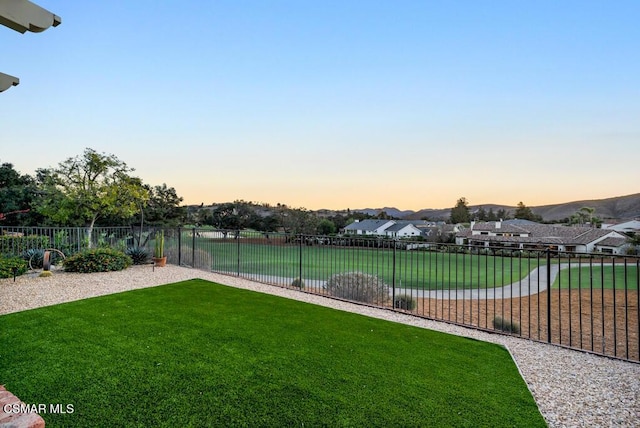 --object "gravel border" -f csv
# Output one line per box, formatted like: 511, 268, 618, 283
1, 265, 639, 427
